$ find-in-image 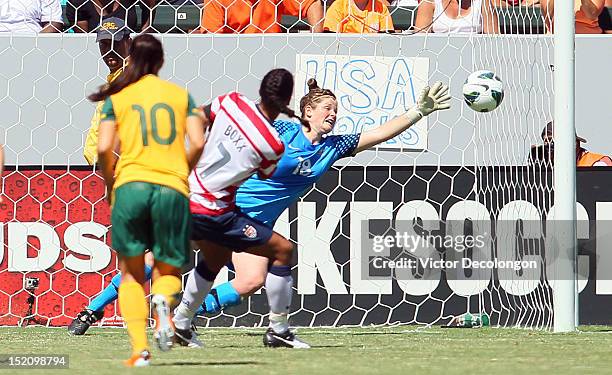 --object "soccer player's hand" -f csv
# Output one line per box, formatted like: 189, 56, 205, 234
415, 81, 451, 117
